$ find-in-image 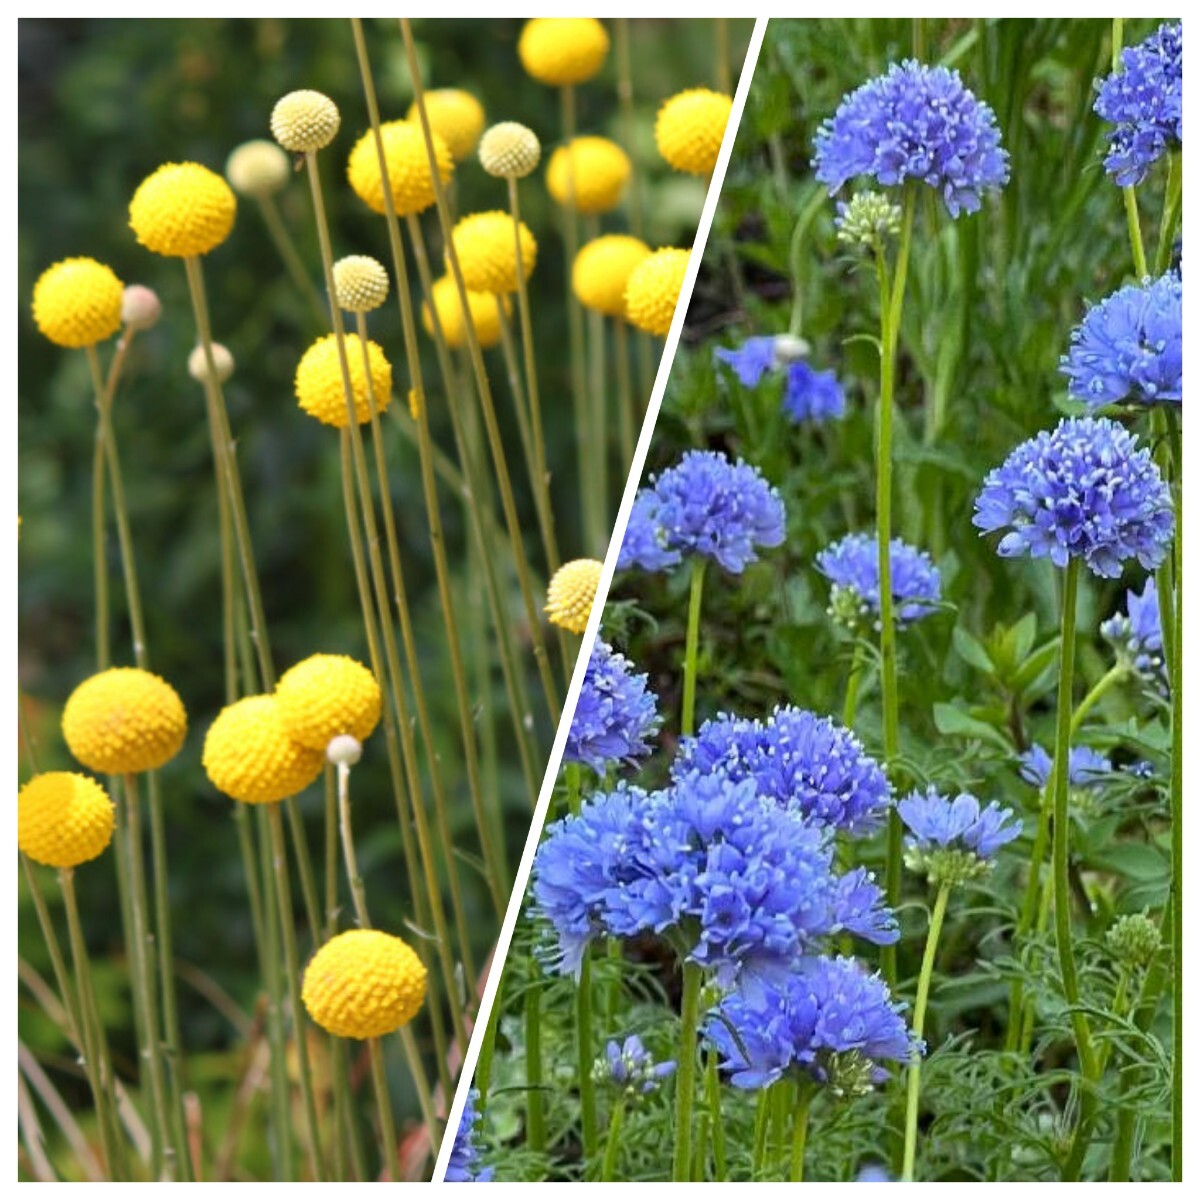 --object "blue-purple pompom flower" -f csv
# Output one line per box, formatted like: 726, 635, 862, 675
1017, 744, 1112, 790
715, 336, 845, 424
445, 1089, 492, 1182
618, 489, 682, 573
566, 640, 660, 774
813, 60, 1009, 217
1100, 576, 1167, 688
594, 1035, 676, 1098
899, 787, 1021, 884
816, 532, 941, 632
